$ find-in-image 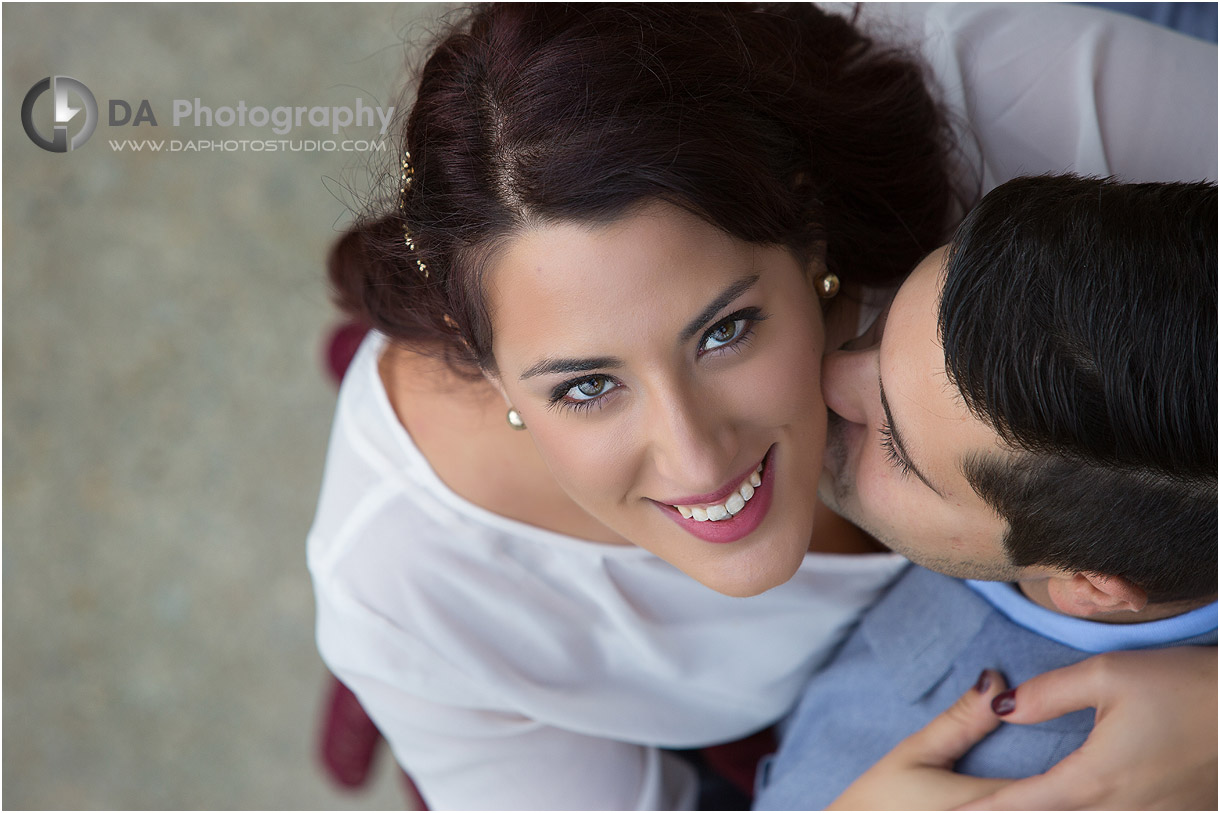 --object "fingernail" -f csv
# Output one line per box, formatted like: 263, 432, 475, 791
974, 670, 991, 693
992, 689, 1017, 716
